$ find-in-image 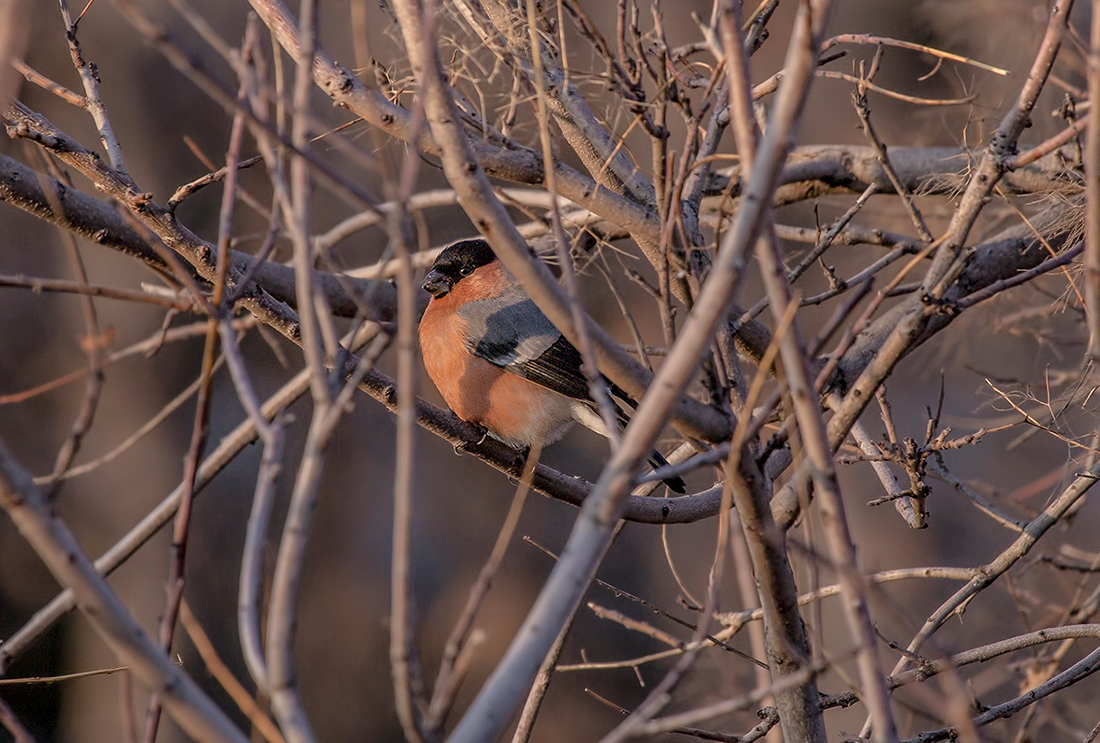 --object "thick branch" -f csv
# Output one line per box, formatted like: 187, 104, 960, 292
760, 145, 1083, 207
